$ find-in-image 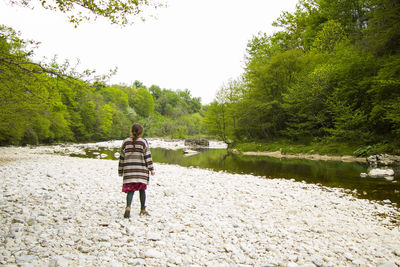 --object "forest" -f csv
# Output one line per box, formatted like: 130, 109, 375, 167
203, 0, 400, 155
0, 25, 203, 145
1, 0, 400, 156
